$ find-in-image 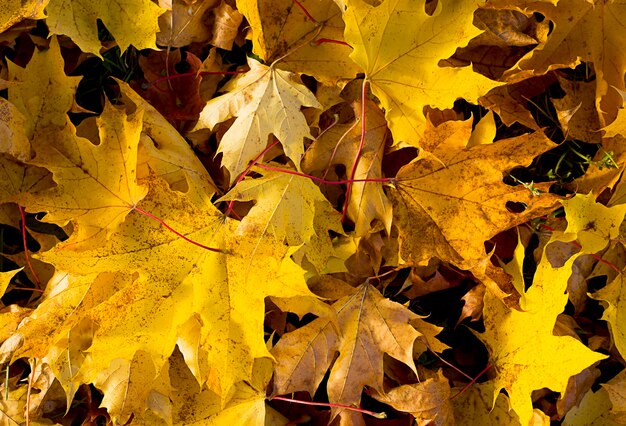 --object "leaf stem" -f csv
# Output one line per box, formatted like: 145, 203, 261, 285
450, 363, 492, 400
270, 395, 386, 419
132, 207, 223, 253
315, 38, 351, 47
342, 79, 369, 222
255, 163, 393, 185
225, 140, 281, 217
293, 0, 317, 23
